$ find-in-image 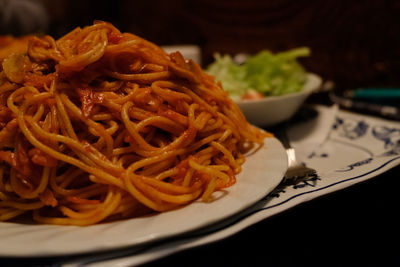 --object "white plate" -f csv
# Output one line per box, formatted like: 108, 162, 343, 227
0, 137, 287, 257
68, 105, 400, 267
